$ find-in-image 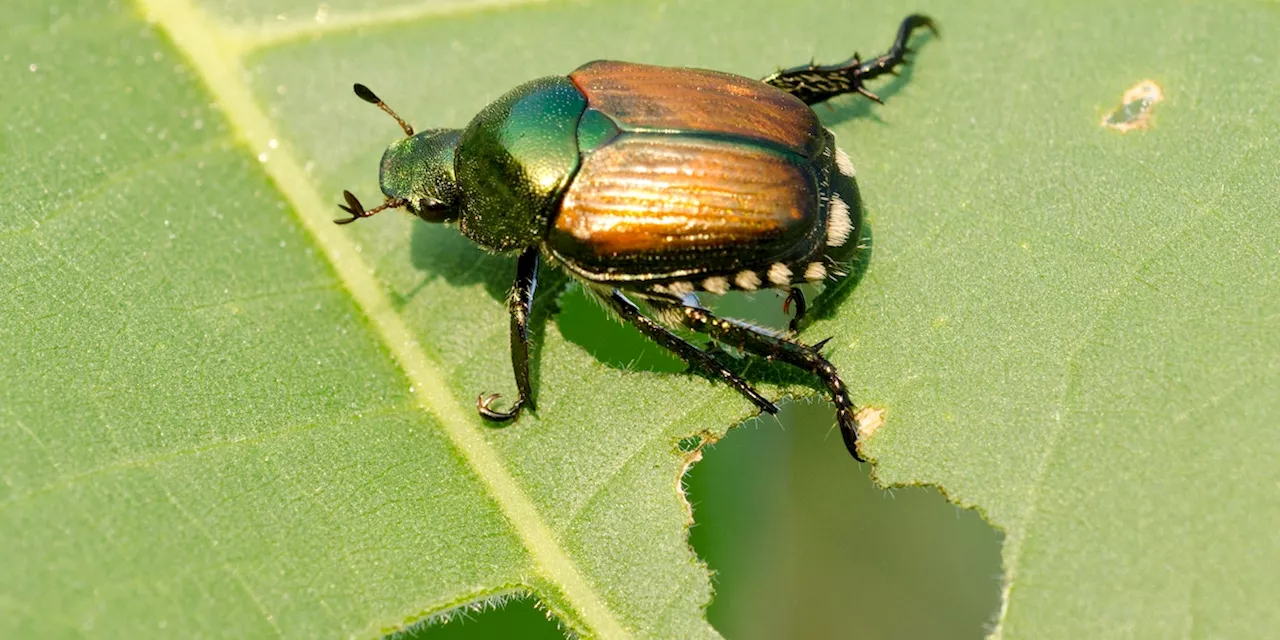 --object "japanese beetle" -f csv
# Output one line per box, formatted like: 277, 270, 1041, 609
339, 15, 936, 460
